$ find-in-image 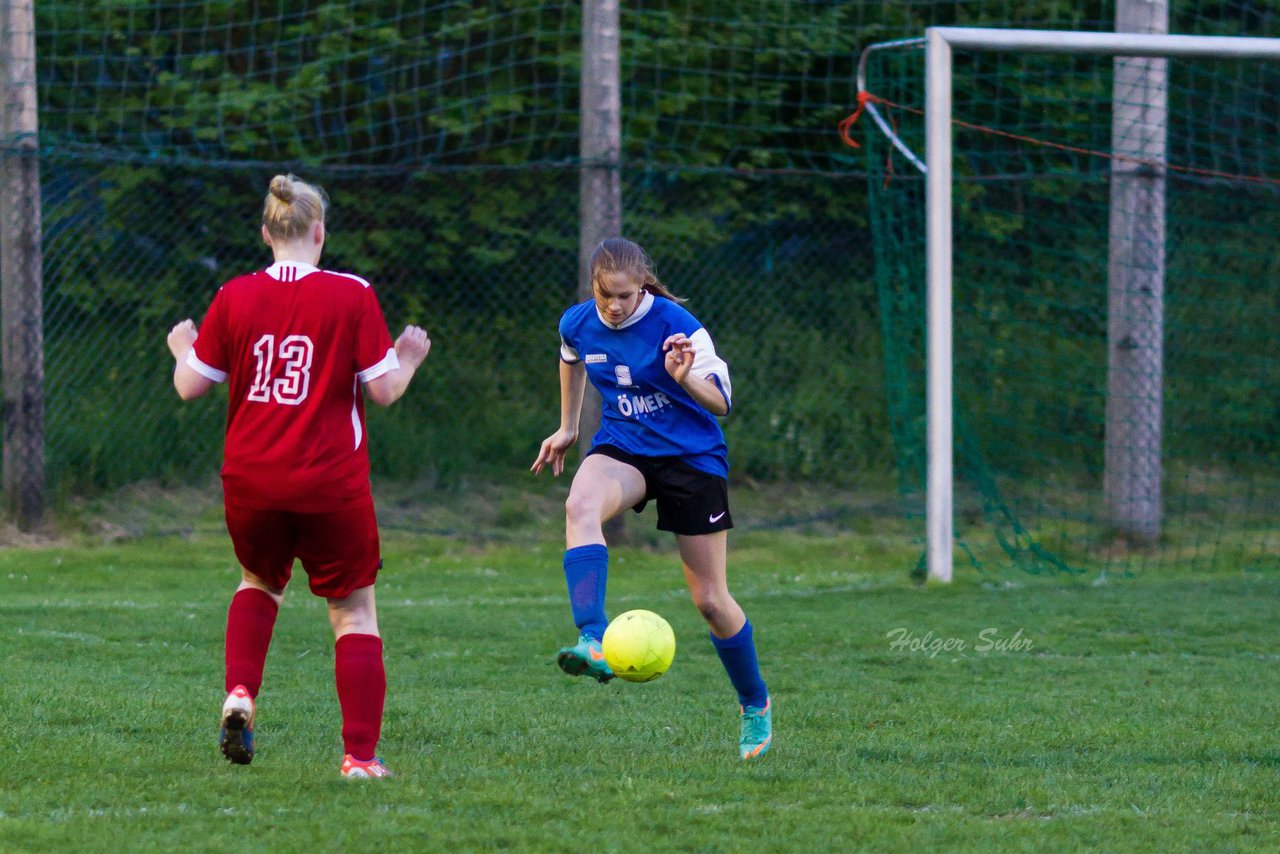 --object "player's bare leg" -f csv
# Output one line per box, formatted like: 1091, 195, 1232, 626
327, 584, 379, 638
328, 585, 391, 778
677, 531, 744, 638
557, 455, 647, 681
564, 454, 646, 549
678, 532, 772, 760
220, 570, 284, 765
